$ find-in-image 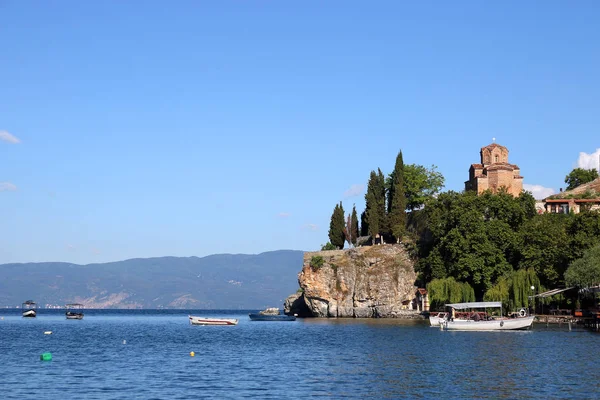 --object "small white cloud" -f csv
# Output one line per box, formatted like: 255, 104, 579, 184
0, 182, 17, 191
523, 184, 555, 200
576, 148, 600, 170
343, 184, 365, 198
66, 244, 76, 251
277, 212, 291, 218
302, 223, 318, 231
0, 130, 20, 144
